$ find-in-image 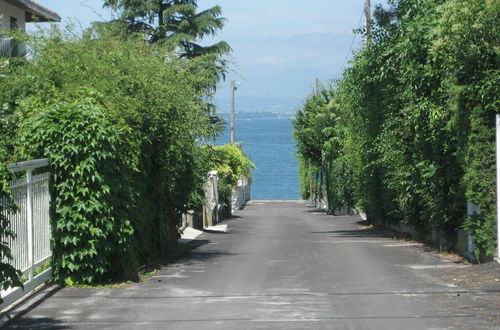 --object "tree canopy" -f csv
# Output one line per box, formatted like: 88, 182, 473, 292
294, 0, 499, 259
103, 0, 231, 58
